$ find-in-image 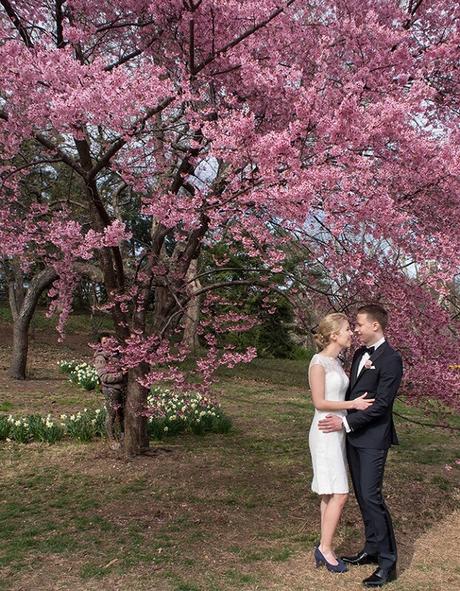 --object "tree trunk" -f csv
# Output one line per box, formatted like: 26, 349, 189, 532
183, 258, 201, 352
3, 257, 26, 322
8, 266, 25, 322
8, 267, 58, 380
124, 364, 150, 456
